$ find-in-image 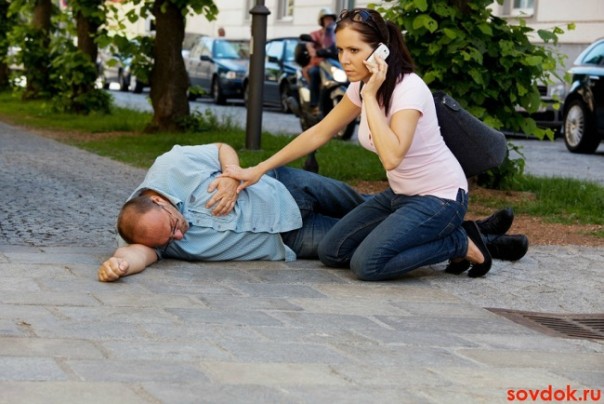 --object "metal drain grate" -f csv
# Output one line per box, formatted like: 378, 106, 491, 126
486, 309, 604, 341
